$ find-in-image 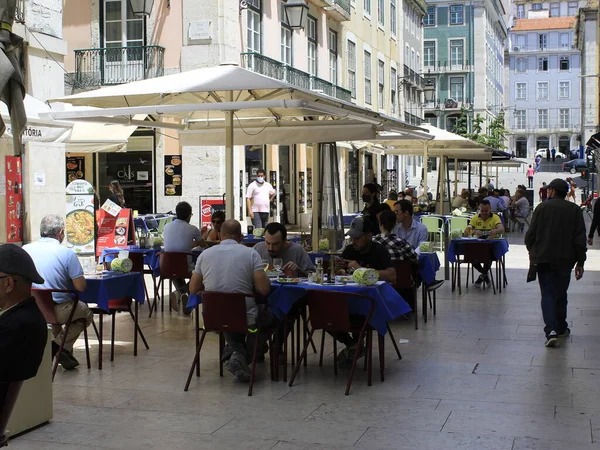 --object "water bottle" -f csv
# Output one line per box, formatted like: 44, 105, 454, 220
315, 258, 324, 284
